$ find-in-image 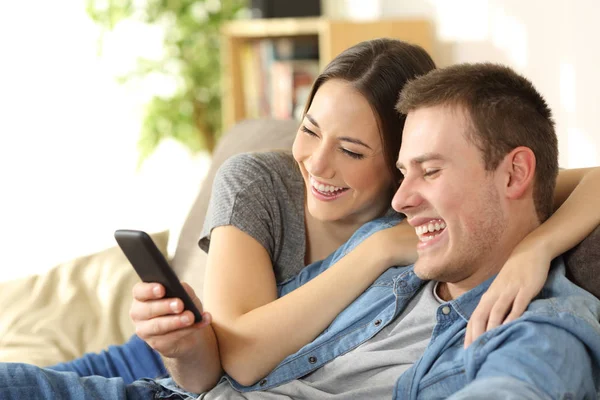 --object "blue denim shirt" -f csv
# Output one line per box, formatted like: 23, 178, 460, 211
160, 215, 600, 399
